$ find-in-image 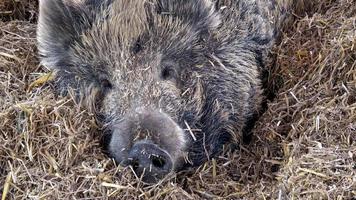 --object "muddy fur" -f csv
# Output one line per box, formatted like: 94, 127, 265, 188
37, 0, 309, 173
